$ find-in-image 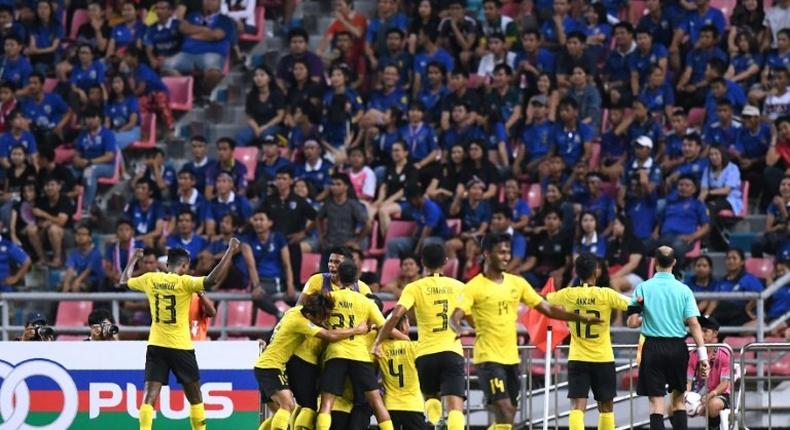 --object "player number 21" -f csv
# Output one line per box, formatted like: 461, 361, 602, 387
154, 294, 176, 324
